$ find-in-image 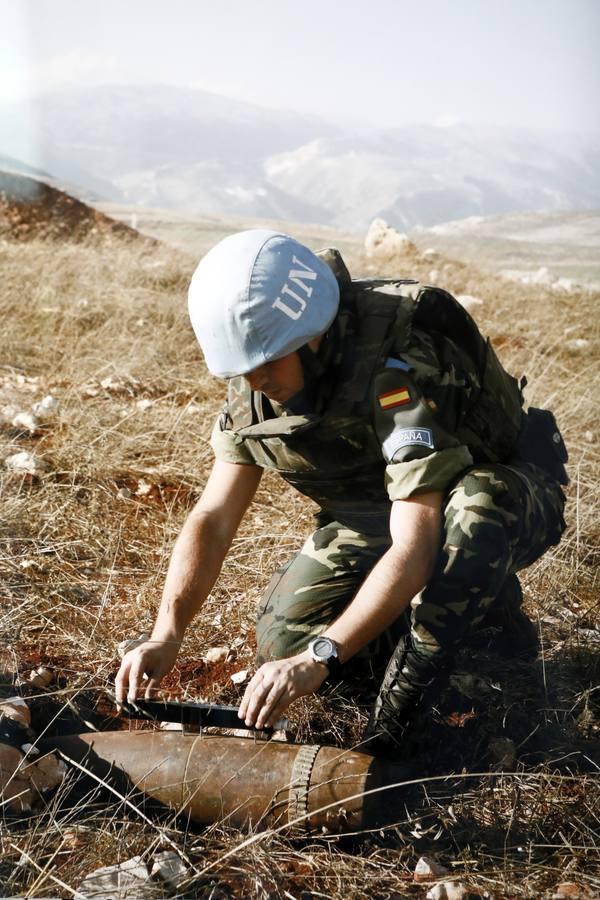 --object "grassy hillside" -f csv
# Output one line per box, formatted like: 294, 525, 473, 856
411, 210, 600, 285
0, 223, 598, 897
